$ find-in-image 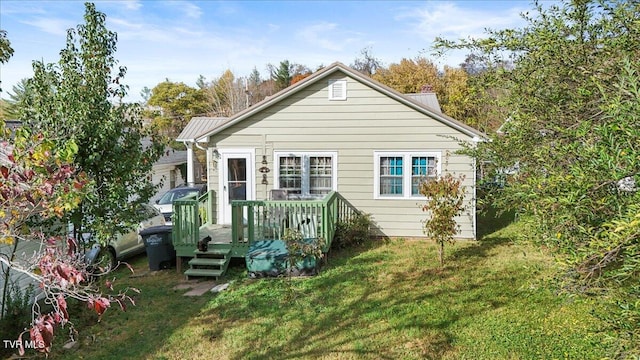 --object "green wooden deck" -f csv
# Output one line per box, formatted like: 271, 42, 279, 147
172, 191, 359, 277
